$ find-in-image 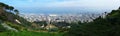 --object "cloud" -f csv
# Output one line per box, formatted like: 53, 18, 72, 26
45, 0, 120, 8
